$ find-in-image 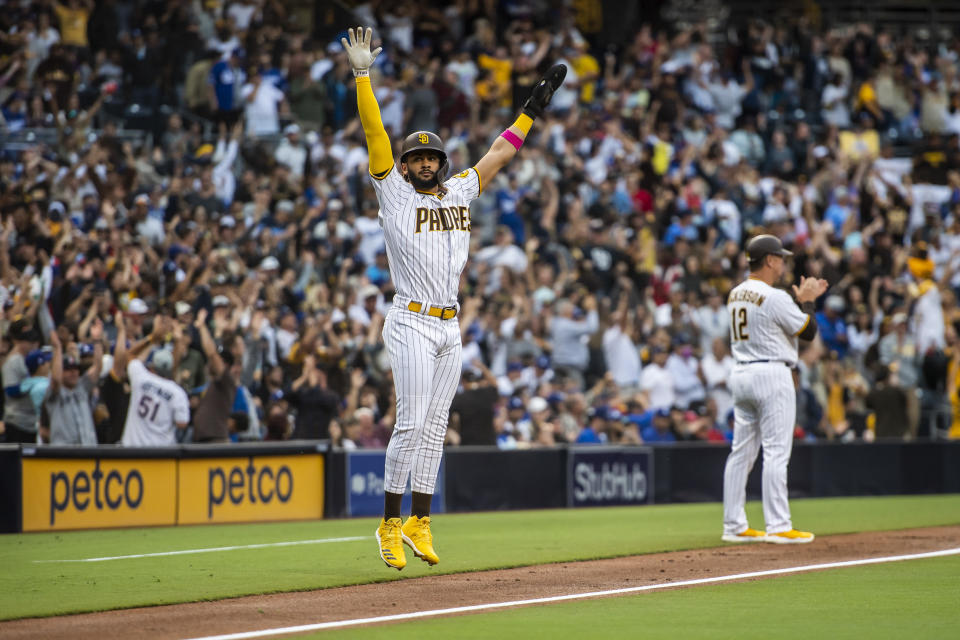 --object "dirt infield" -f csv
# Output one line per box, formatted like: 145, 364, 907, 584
4, 526, 959, 639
